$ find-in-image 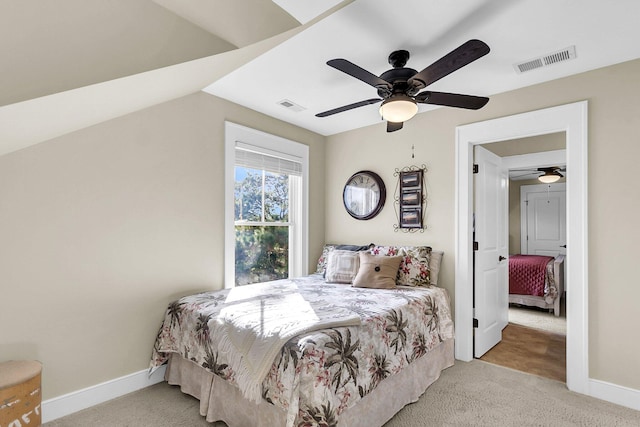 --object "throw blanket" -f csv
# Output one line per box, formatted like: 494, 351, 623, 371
509, 254, 554, 296
215, 281, 361, 402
